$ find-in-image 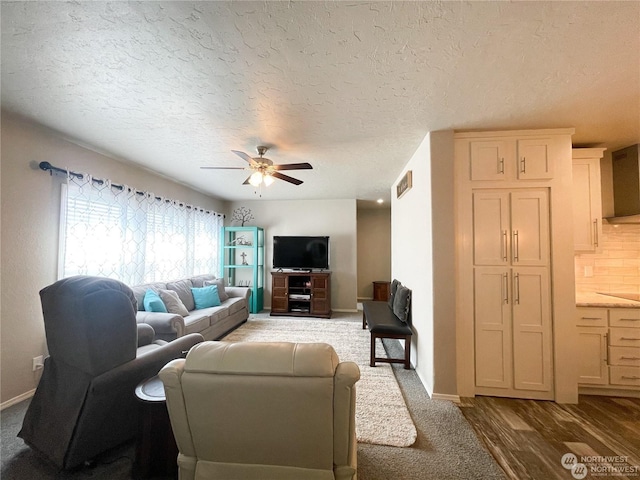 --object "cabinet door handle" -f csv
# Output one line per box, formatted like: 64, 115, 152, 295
502, 230, 508, 261
520, 157, 526, 173
620, 337, 640, 341
593, 219, 599, 247
499, 157, 505, 174
512, 231, 519, 262
513, 273, 520, 305
503, 273, 509, 304
617, 318, 639, 322
581, 317, 603, 320
604, 333, 609, 363
620, 356, 640, 360
621, 376, 640, 380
